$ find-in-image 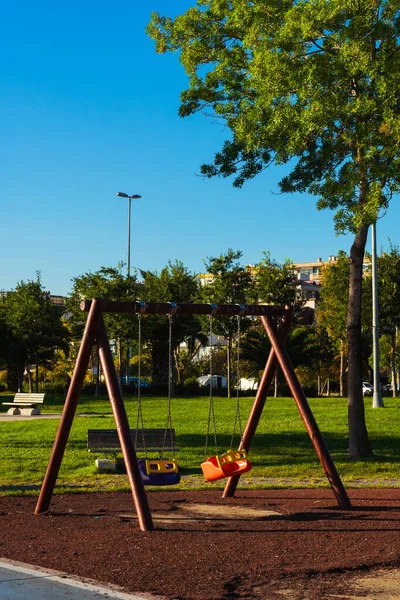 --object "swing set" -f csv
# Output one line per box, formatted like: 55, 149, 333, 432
35, 299, 351, 531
